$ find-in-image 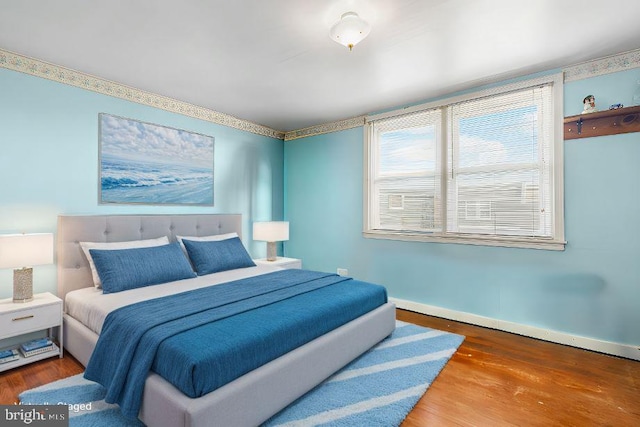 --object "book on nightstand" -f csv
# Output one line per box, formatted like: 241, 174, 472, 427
0, 349, 19, 364
19, 338, 55, 358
